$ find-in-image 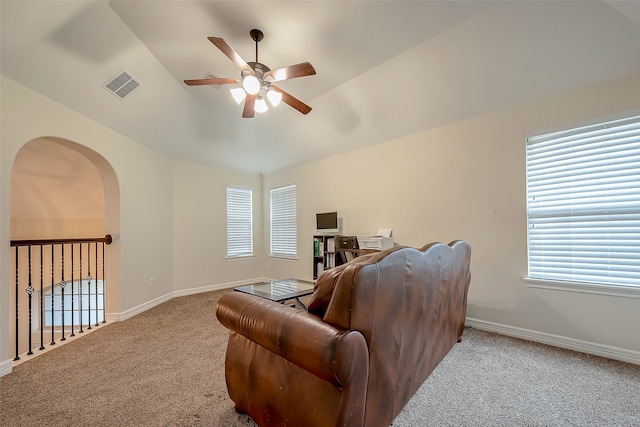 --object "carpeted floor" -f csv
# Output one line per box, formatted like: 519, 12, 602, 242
1, 289, 638, 426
